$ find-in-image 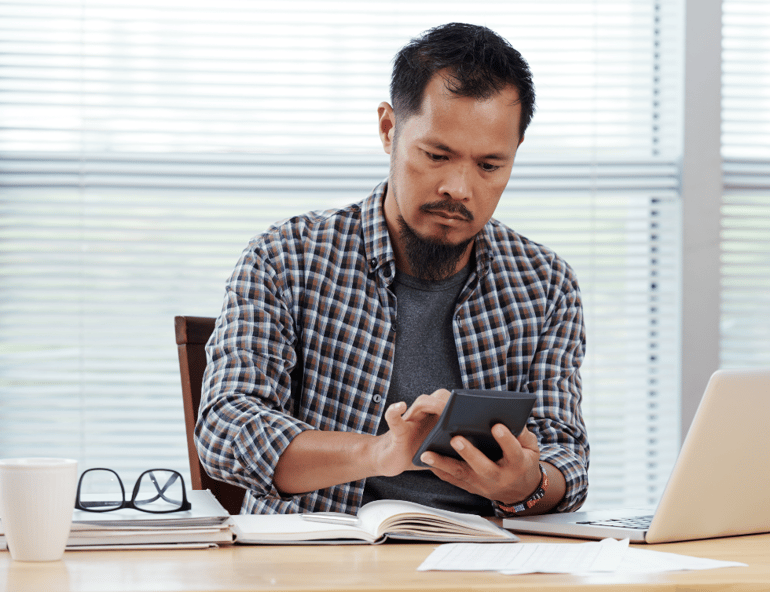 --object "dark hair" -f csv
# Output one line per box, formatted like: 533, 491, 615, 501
390, 23, 536, 138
